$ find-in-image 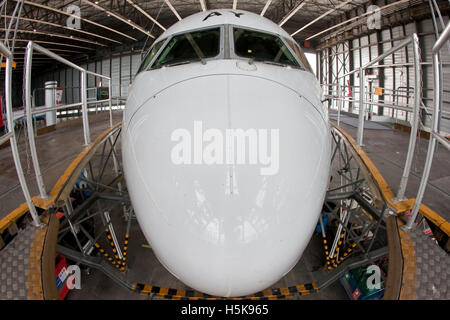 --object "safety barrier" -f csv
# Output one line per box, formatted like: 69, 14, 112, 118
332, 124, 449, 236
324, 35, 422, 205
404, 22, 450, 230
24, 41, 114, 202
0, 42, 41, 227
30, 85, 127, 116
322, 84, 427, 124
323, 27, 450, 233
